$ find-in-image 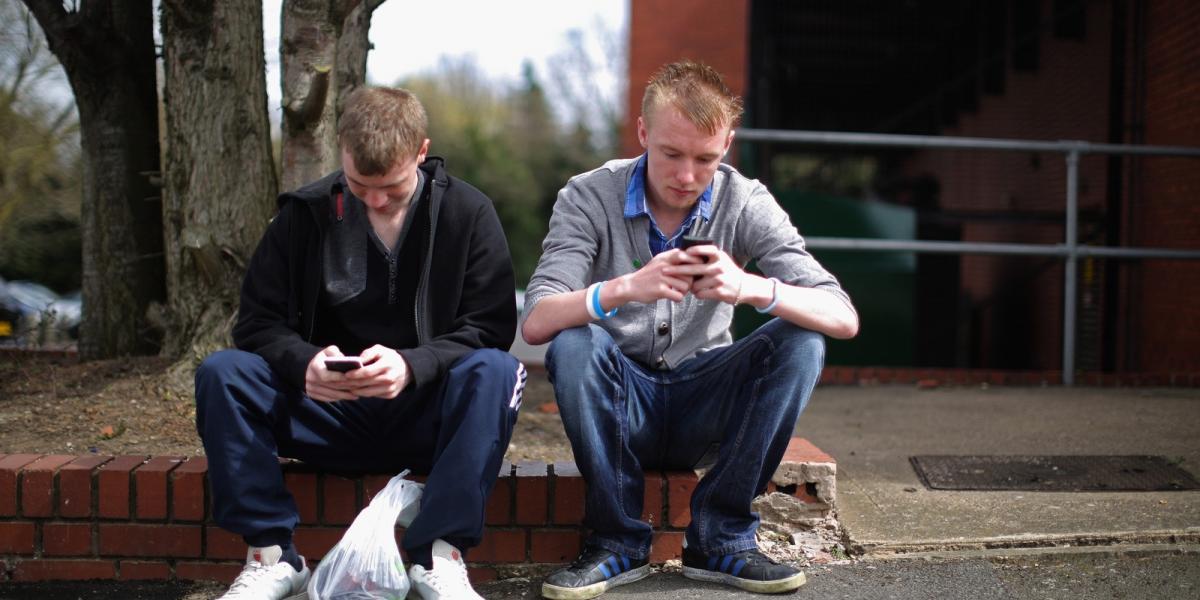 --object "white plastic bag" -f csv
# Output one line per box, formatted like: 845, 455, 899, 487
308, 471, 423, 600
